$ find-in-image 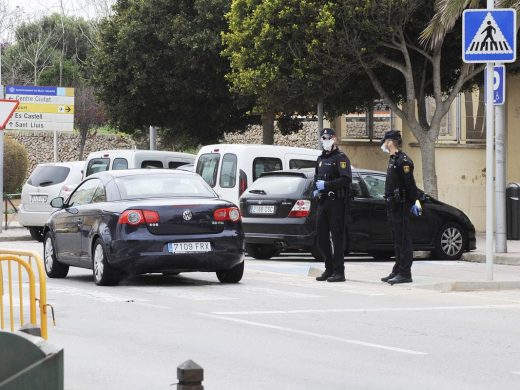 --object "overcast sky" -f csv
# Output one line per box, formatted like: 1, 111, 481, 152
5, 0, 115, 20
